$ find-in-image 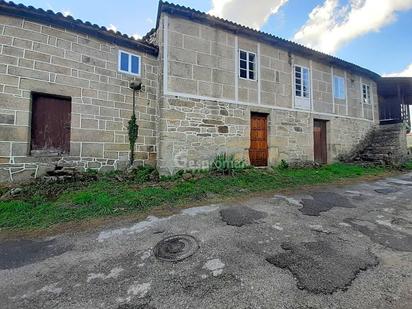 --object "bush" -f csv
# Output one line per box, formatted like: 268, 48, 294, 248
277, 159, 289, 170
132, 165, 158, 183
210, 153, 246, 175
